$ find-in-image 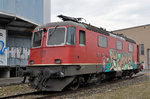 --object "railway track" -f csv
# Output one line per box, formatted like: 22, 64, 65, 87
0, 73, 147, 99
0, 77, 24, 87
